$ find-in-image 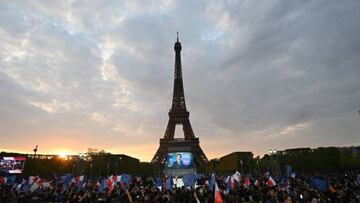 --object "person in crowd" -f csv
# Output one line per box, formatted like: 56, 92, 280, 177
1, 173, 360, 203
